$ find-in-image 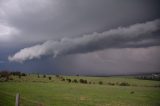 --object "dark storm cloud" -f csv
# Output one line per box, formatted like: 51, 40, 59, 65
0, 0, 160, 75
0, 0, 160, 42
9, 19, 160, 62
54, 46, 160, 75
